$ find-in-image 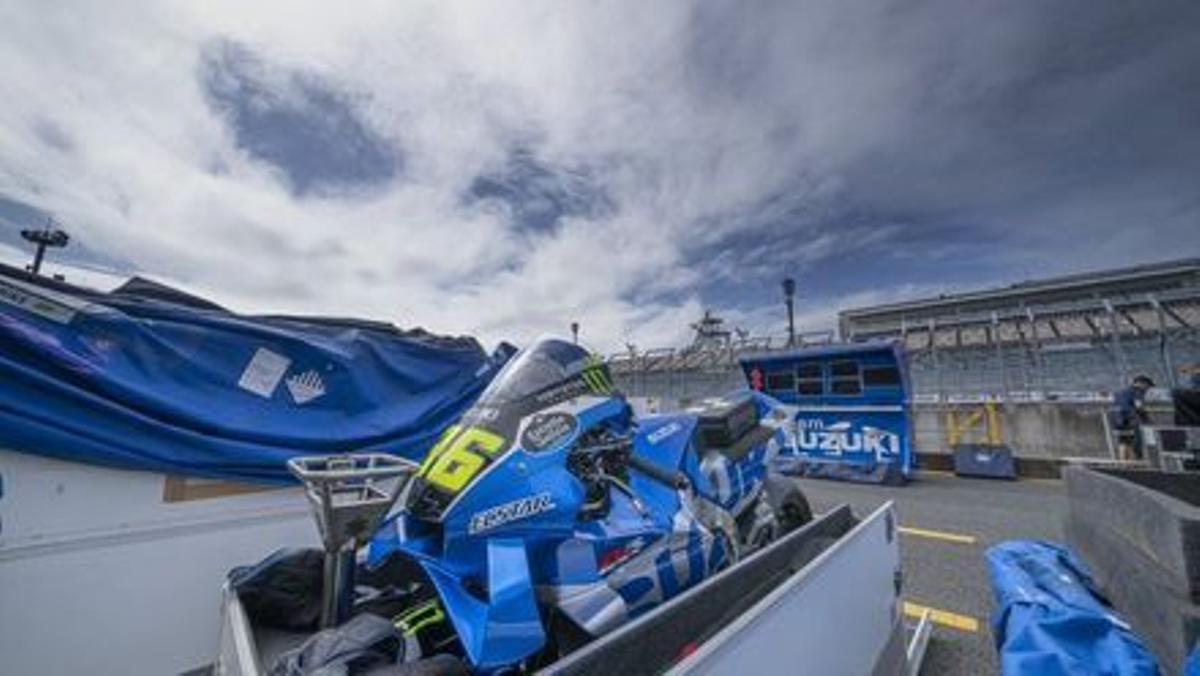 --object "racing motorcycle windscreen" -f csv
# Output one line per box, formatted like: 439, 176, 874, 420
0, 264, 510, 483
